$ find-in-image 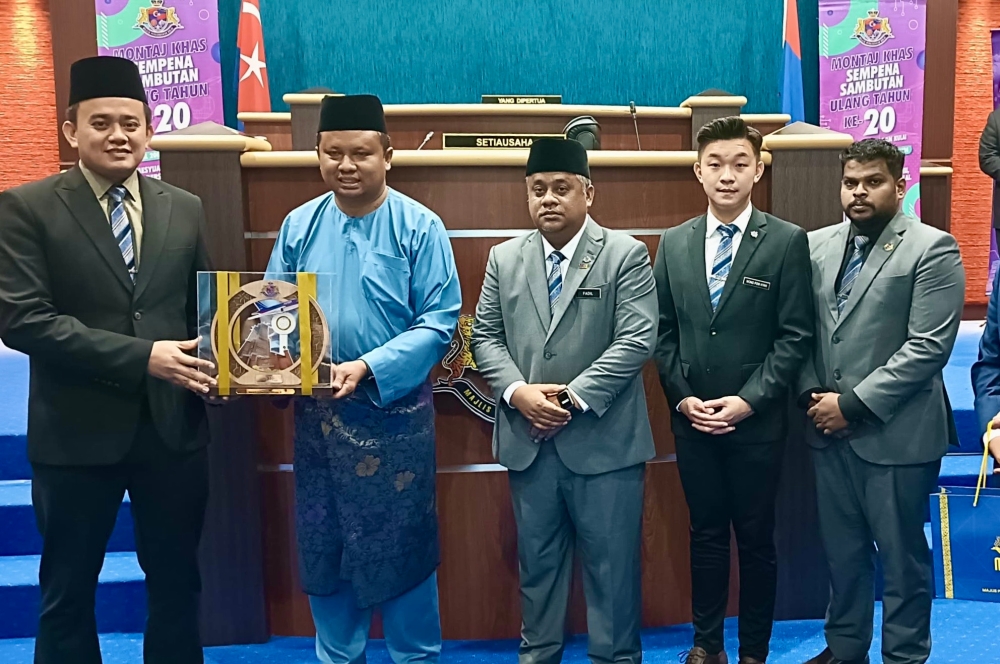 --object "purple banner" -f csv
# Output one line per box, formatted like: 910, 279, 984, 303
819, 1, 926, 219
989, 30, 1000, 297
96, 0, 224, 179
